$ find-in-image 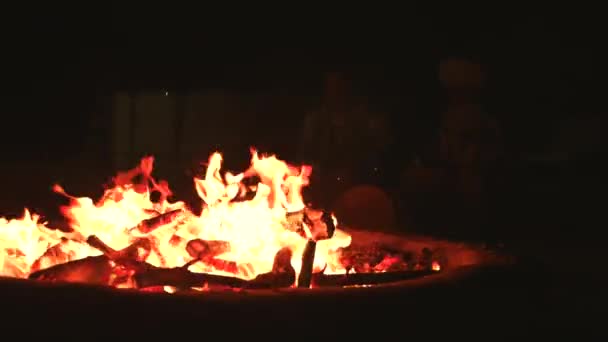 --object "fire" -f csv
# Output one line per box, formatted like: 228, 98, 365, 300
431, 261, 441, 272
0, 149, 351, 285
